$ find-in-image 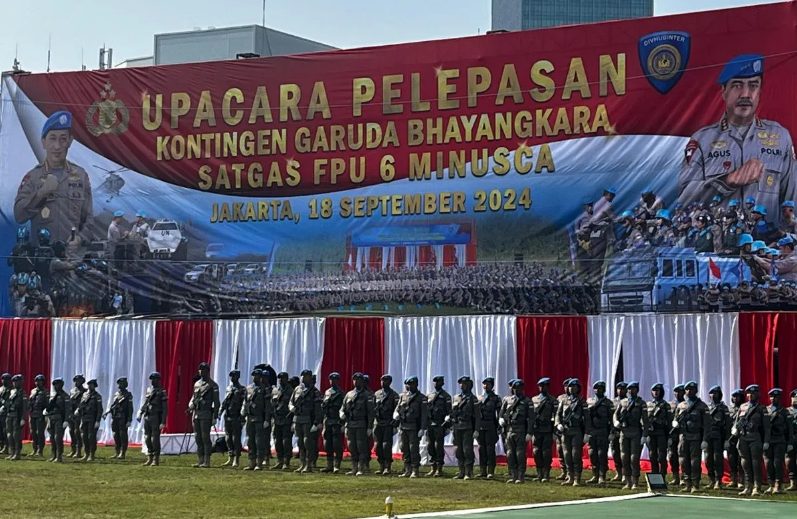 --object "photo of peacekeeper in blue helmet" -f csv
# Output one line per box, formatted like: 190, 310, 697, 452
13, 110, 93, 244
678, 54, 796, 227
